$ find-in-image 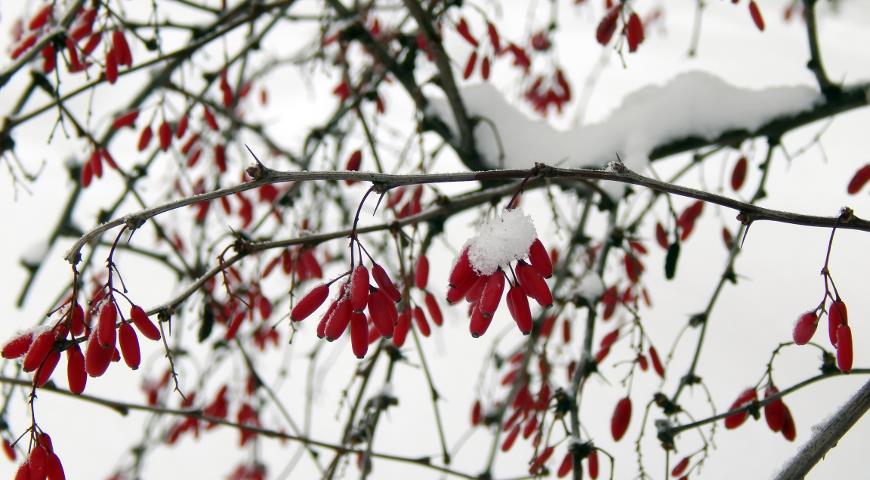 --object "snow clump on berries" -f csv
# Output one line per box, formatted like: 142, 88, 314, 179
467, 208, 537, 276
